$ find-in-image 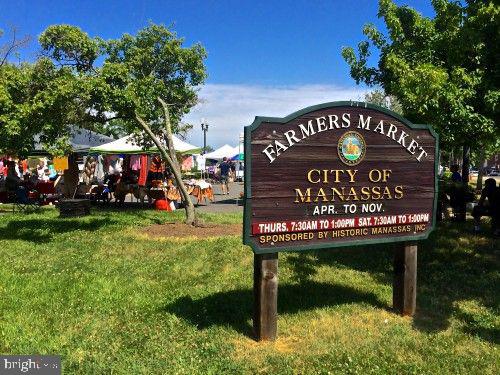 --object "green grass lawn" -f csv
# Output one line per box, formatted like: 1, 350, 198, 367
0, 207, 498, 374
